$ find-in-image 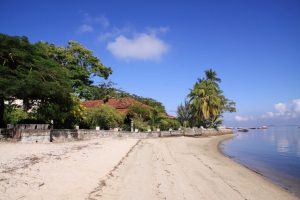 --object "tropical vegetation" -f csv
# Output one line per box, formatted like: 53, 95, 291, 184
177, 69, 236, 128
